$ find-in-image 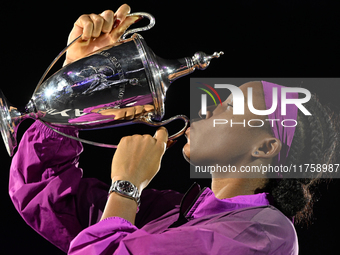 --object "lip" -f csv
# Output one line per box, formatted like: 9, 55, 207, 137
185, 127, 190, 136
